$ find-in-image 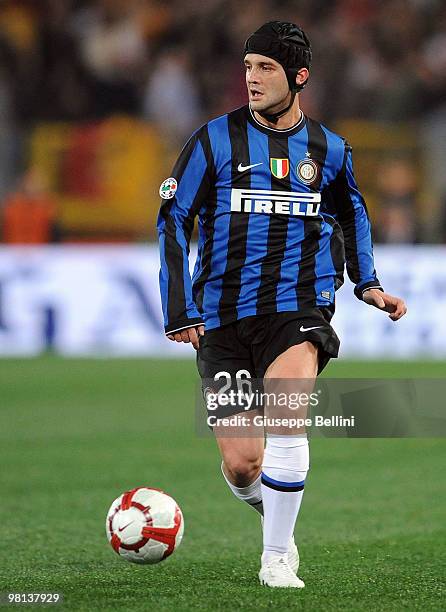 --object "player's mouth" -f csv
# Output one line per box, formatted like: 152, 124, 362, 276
249, 89, 264, 100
